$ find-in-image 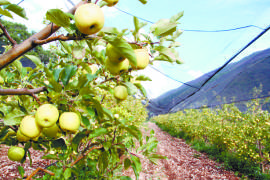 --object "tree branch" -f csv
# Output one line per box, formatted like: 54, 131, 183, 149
0, 0, 87, 70
26, 167, 55, 180
32, 34, 96, 45
0, 86, 47, 96
0, 22, 17, 46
